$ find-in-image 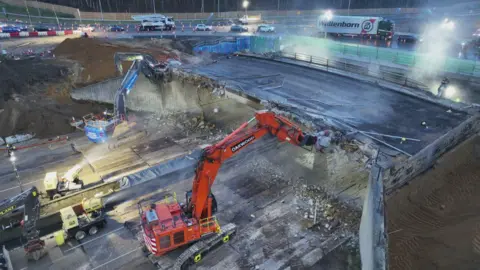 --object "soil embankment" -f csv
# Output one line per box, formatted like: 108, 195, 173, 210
388, 134, 480, 270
